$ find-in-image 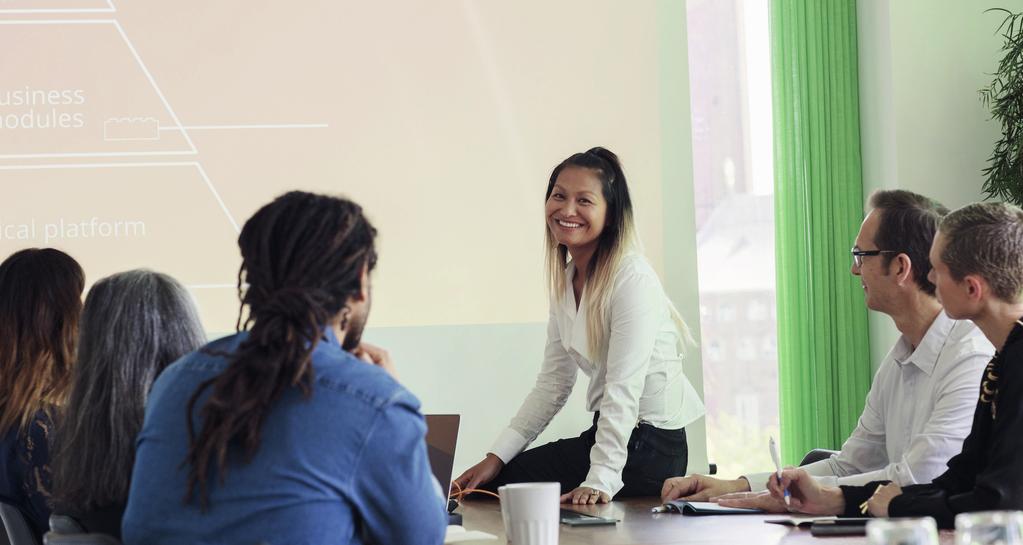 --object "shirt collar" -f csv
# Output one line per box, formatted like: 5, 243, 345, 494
562, 260, 580, 313
896, 311, 955, 376
993, 317, 1023, 358
323, 325, 342, 347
